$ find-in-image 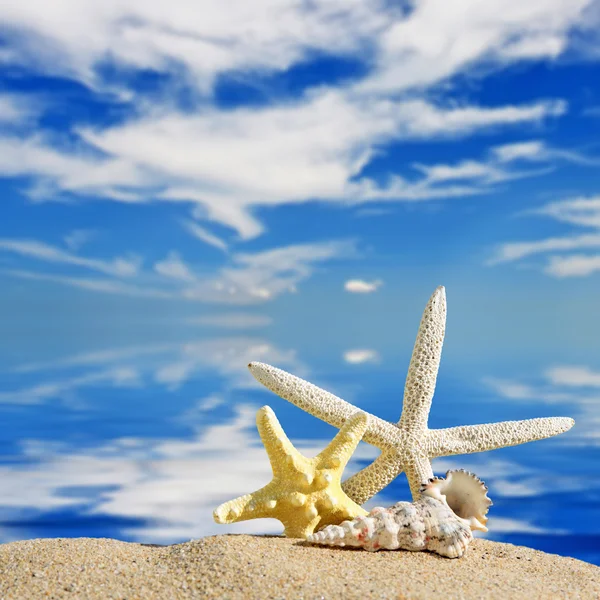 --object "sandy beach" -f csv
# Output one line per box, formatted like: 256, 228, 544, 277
0, 534, 599, 599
